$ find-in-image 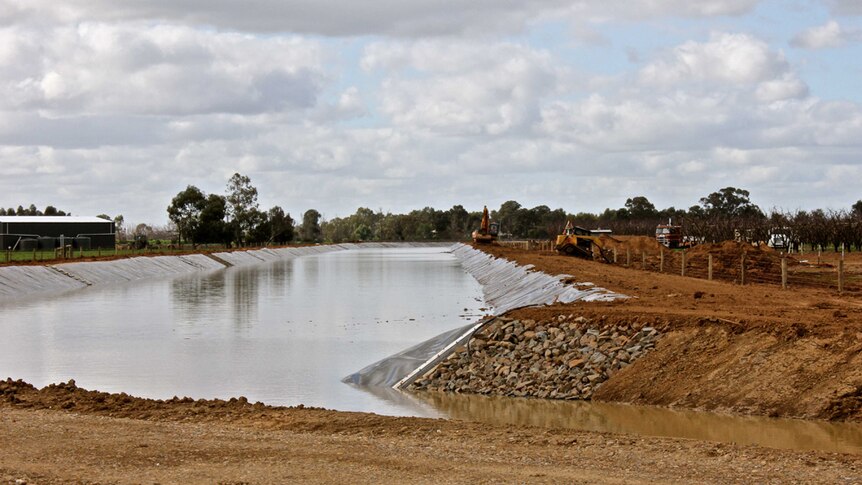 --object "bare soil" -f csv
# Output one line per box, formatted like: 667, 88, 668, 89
1, 380, 860, 484
477, 243, 862, 421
